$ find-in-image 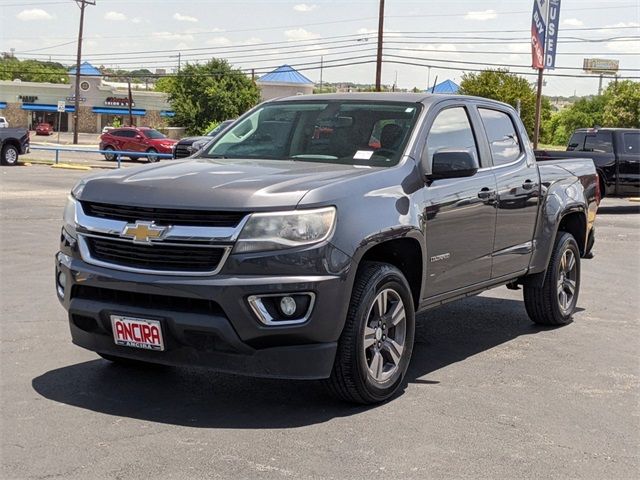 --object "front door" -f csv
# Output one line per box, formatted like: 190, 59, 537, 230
421, 106, 497, 298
